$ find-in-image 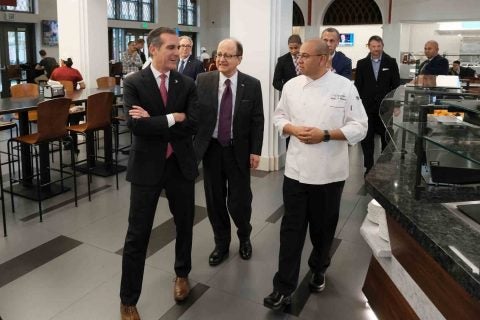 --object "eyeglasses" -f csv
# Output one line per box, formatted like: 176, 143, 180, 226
216, 53, 240, 60
178, 44, 192, 48
297, 53, 328, 60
